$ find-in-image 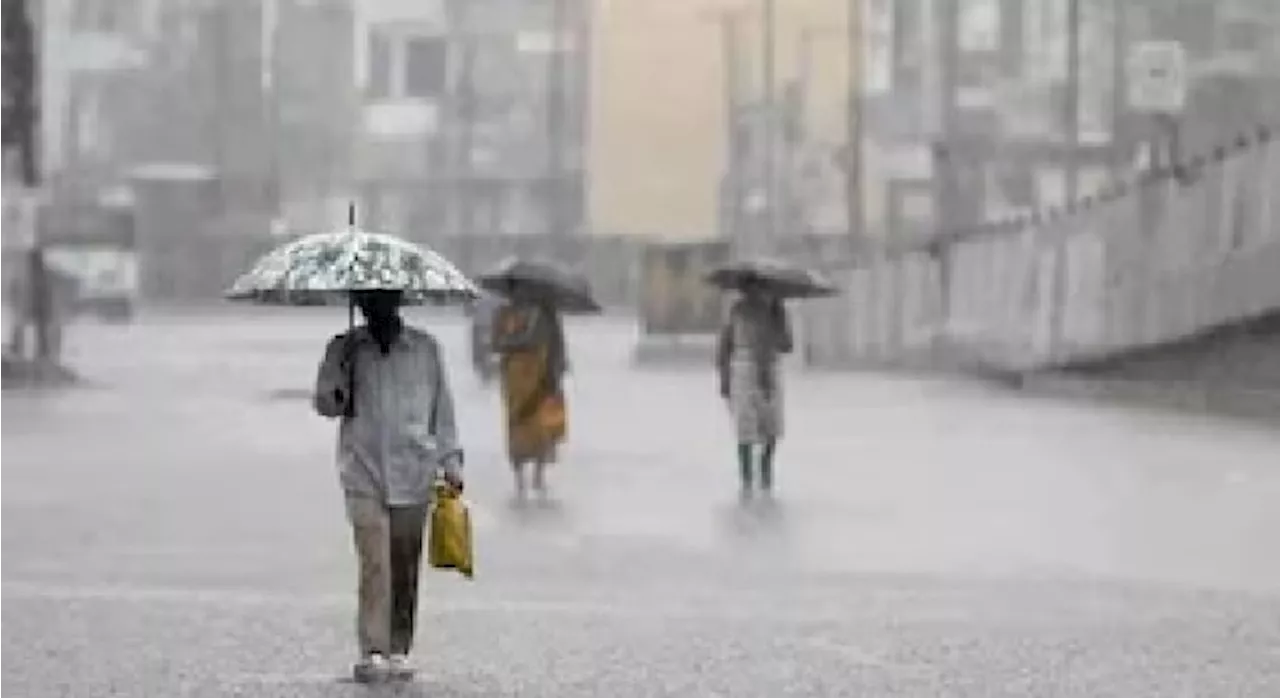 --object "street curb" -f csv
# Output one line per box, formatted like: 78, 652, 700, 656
1016, 374, 1280, 425
800, 351, 1280, 424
